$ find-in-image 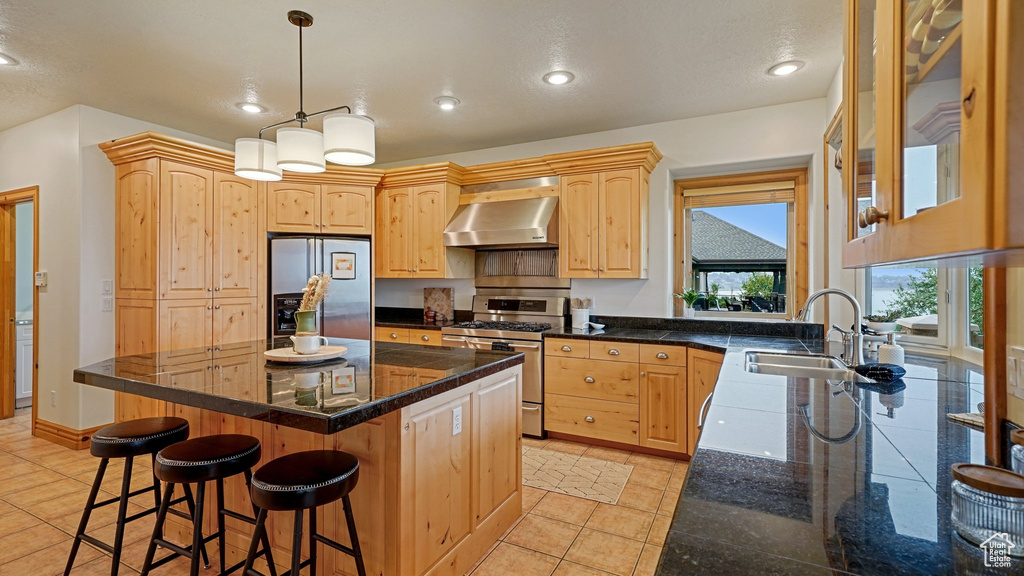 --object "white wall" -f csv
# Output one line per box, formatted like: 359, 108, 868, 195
0, 105, 228, 430
378, 98, 829, 318
14, 202, 33, 316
